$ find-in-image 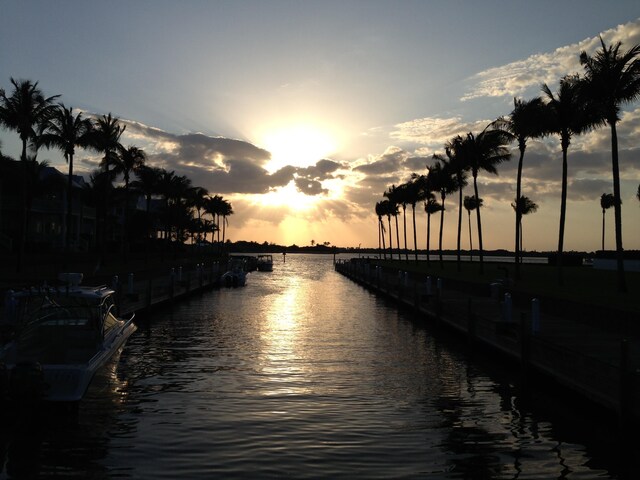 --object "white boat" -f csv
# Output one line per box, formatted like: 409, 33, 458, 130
0, 273, 137, 403
256, 254, 273, 272
220, 259, 247, 287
